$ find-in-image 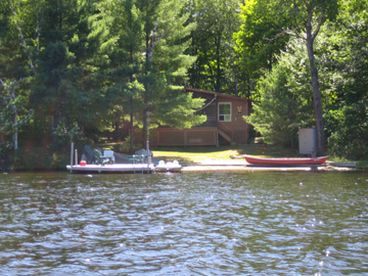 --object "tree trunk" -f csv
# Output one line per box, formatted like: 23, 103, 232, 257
128, 6, 135, 153
129, 95, 134, 153
215, 35, 221, 92
10, 83, 18, 152
306, 19, 326, 154
142, 21, 157, 162
143, 33, 151, 160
